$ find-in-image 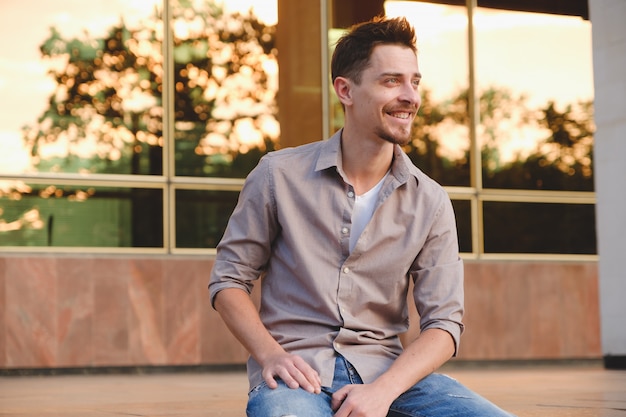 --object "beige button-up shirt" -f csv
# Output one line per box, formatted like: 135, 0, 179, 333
209, 129, 464, 390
